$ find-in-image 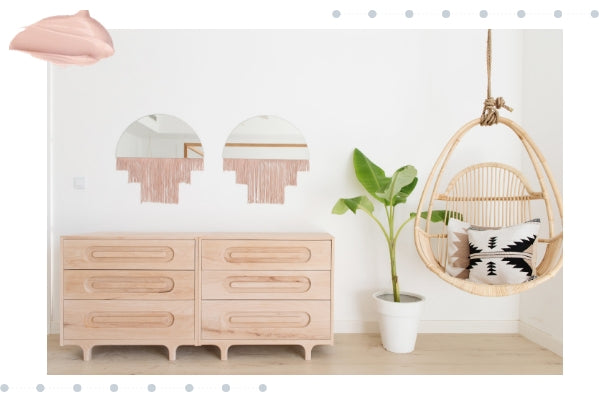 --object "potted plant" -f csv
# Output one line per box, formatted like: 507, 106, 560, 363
332, 148, 453, 353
